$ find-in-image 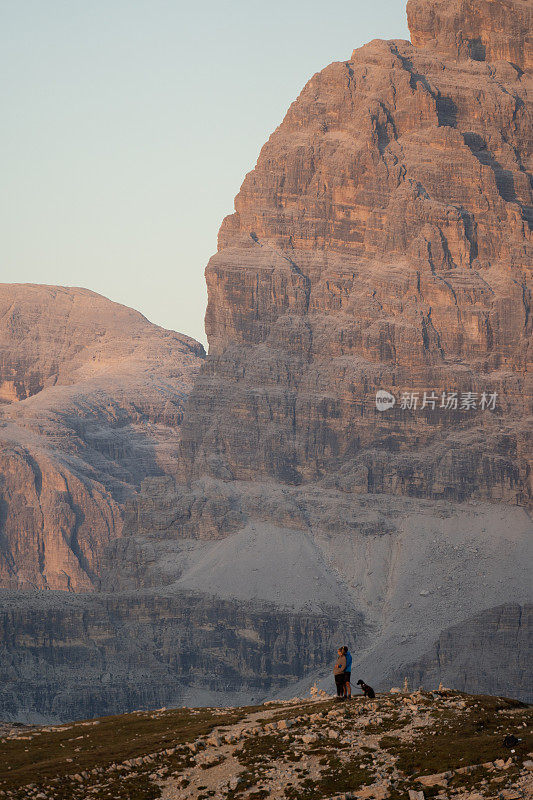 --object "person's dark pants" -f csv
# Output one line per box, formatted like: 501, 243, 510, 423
344, 671, 351, 697
335, 674, 346, 696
